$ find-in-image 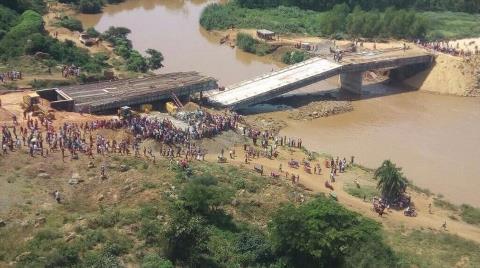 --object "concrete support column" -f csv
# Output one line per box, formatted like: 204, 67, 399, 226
340, 72, 363, 95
